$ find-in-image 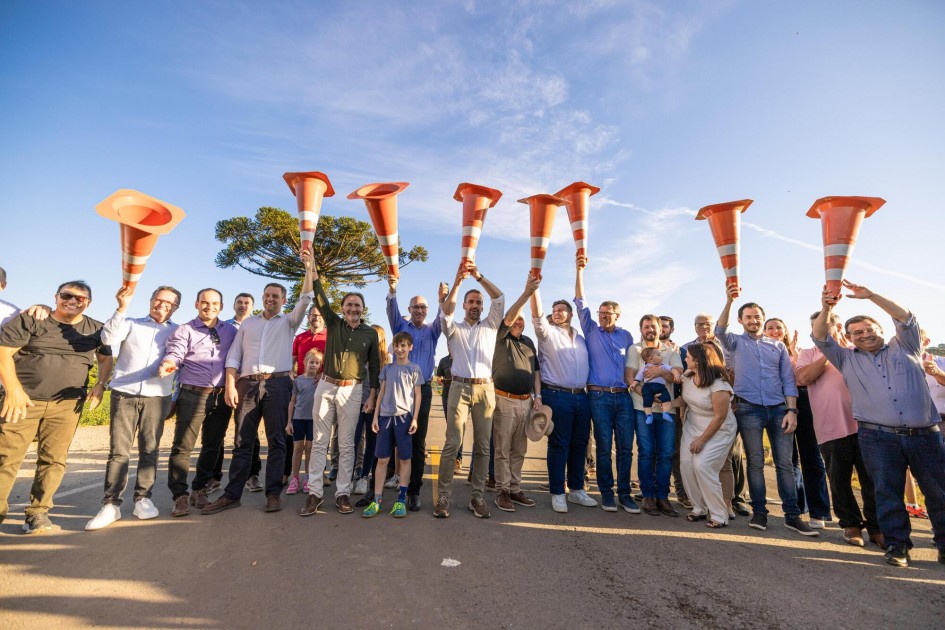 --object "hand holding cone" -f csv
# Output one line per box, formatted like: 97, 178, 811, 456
283, 171, 335, 254
348, 182, 409, 278
454, 183, 502, 265
696, 199, 753, 290
518, 194, 566, 279
807, 196, 885, 298
555, 181, 599, 258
